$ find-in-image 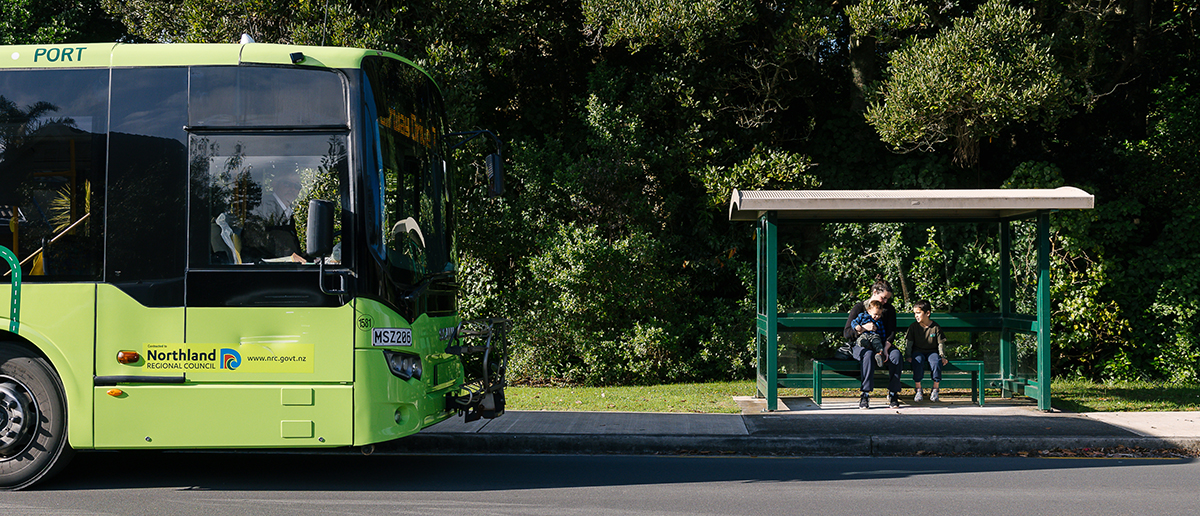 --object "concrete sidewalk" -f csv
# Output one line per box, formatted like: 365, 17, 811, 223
378, 395, 1200, 457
